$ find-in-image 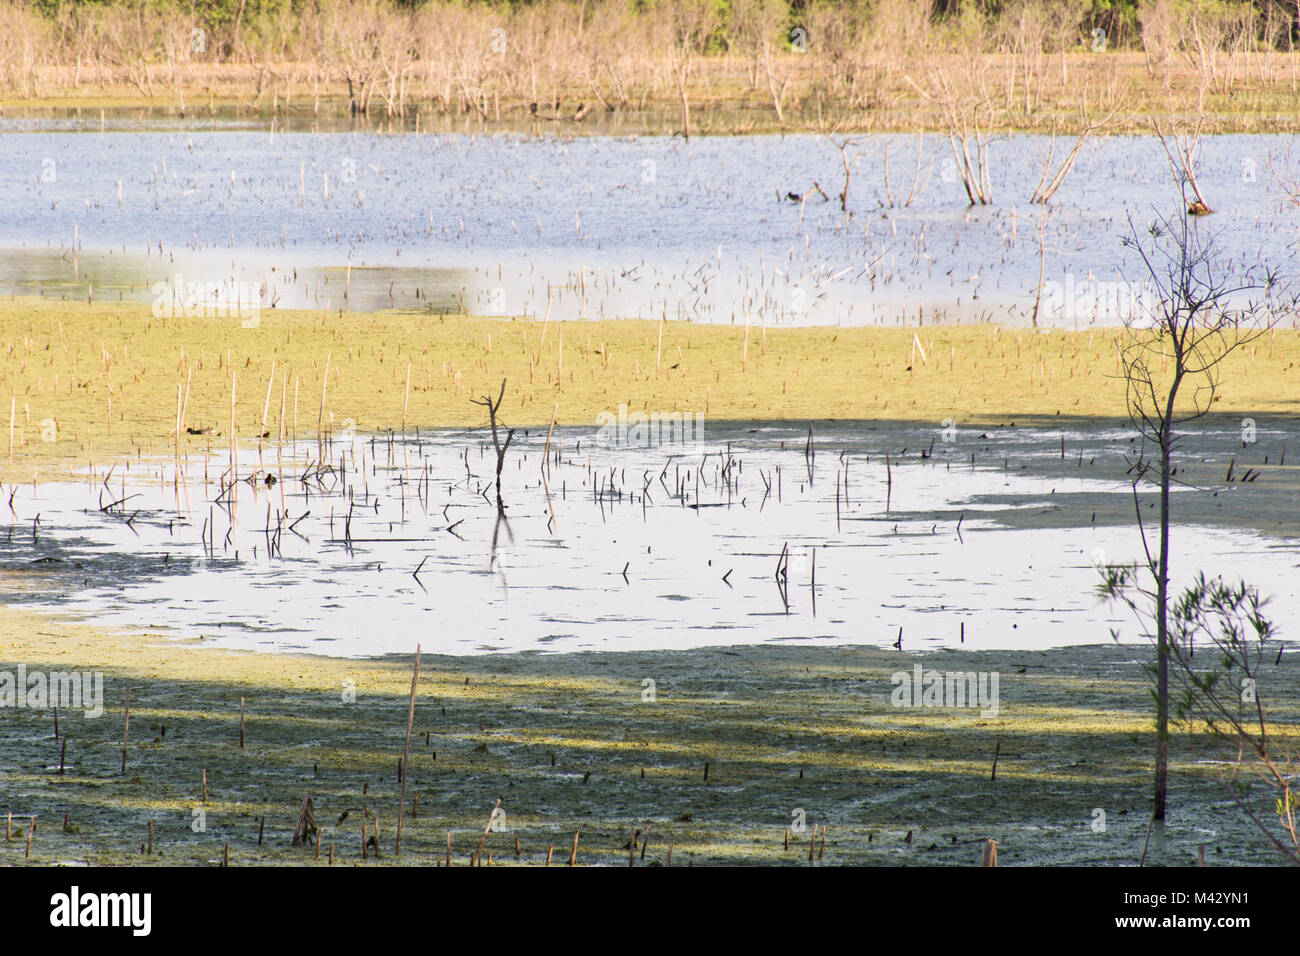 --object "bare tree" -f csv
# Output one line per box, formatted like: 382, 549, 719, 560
471, 378, 514, 508
330, 0, 384, 116
663, 1, 720, 141
1266, 145, 1300, 206
878, 134, 937, 209
1030, 84, 1124, 204
1100, 194, 1289, 821
1154, 112, 1213, 214
929, 62, 996, 205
